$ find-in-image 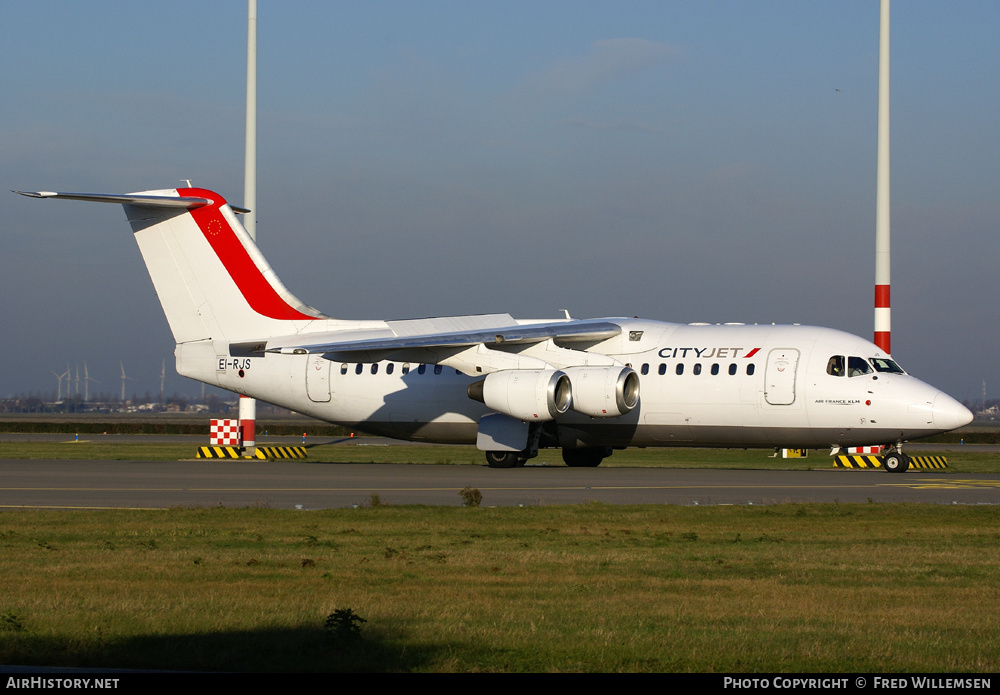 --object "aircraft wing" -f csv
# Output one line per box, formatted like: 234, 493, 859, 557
268, 317, 622, 356
265, 316, 624, 374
